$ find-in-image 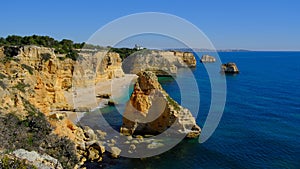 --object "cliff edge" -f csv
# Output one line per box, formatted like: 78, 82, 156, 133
122, 50, 196, 76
